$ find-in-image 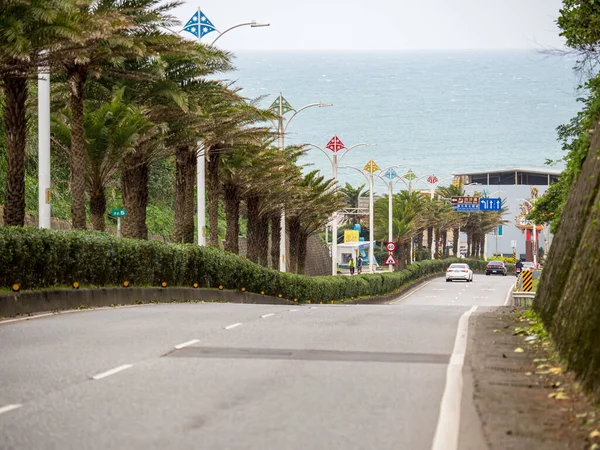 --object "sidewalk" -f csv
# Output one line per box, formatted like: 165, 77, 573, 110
466, 307, 599, 450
